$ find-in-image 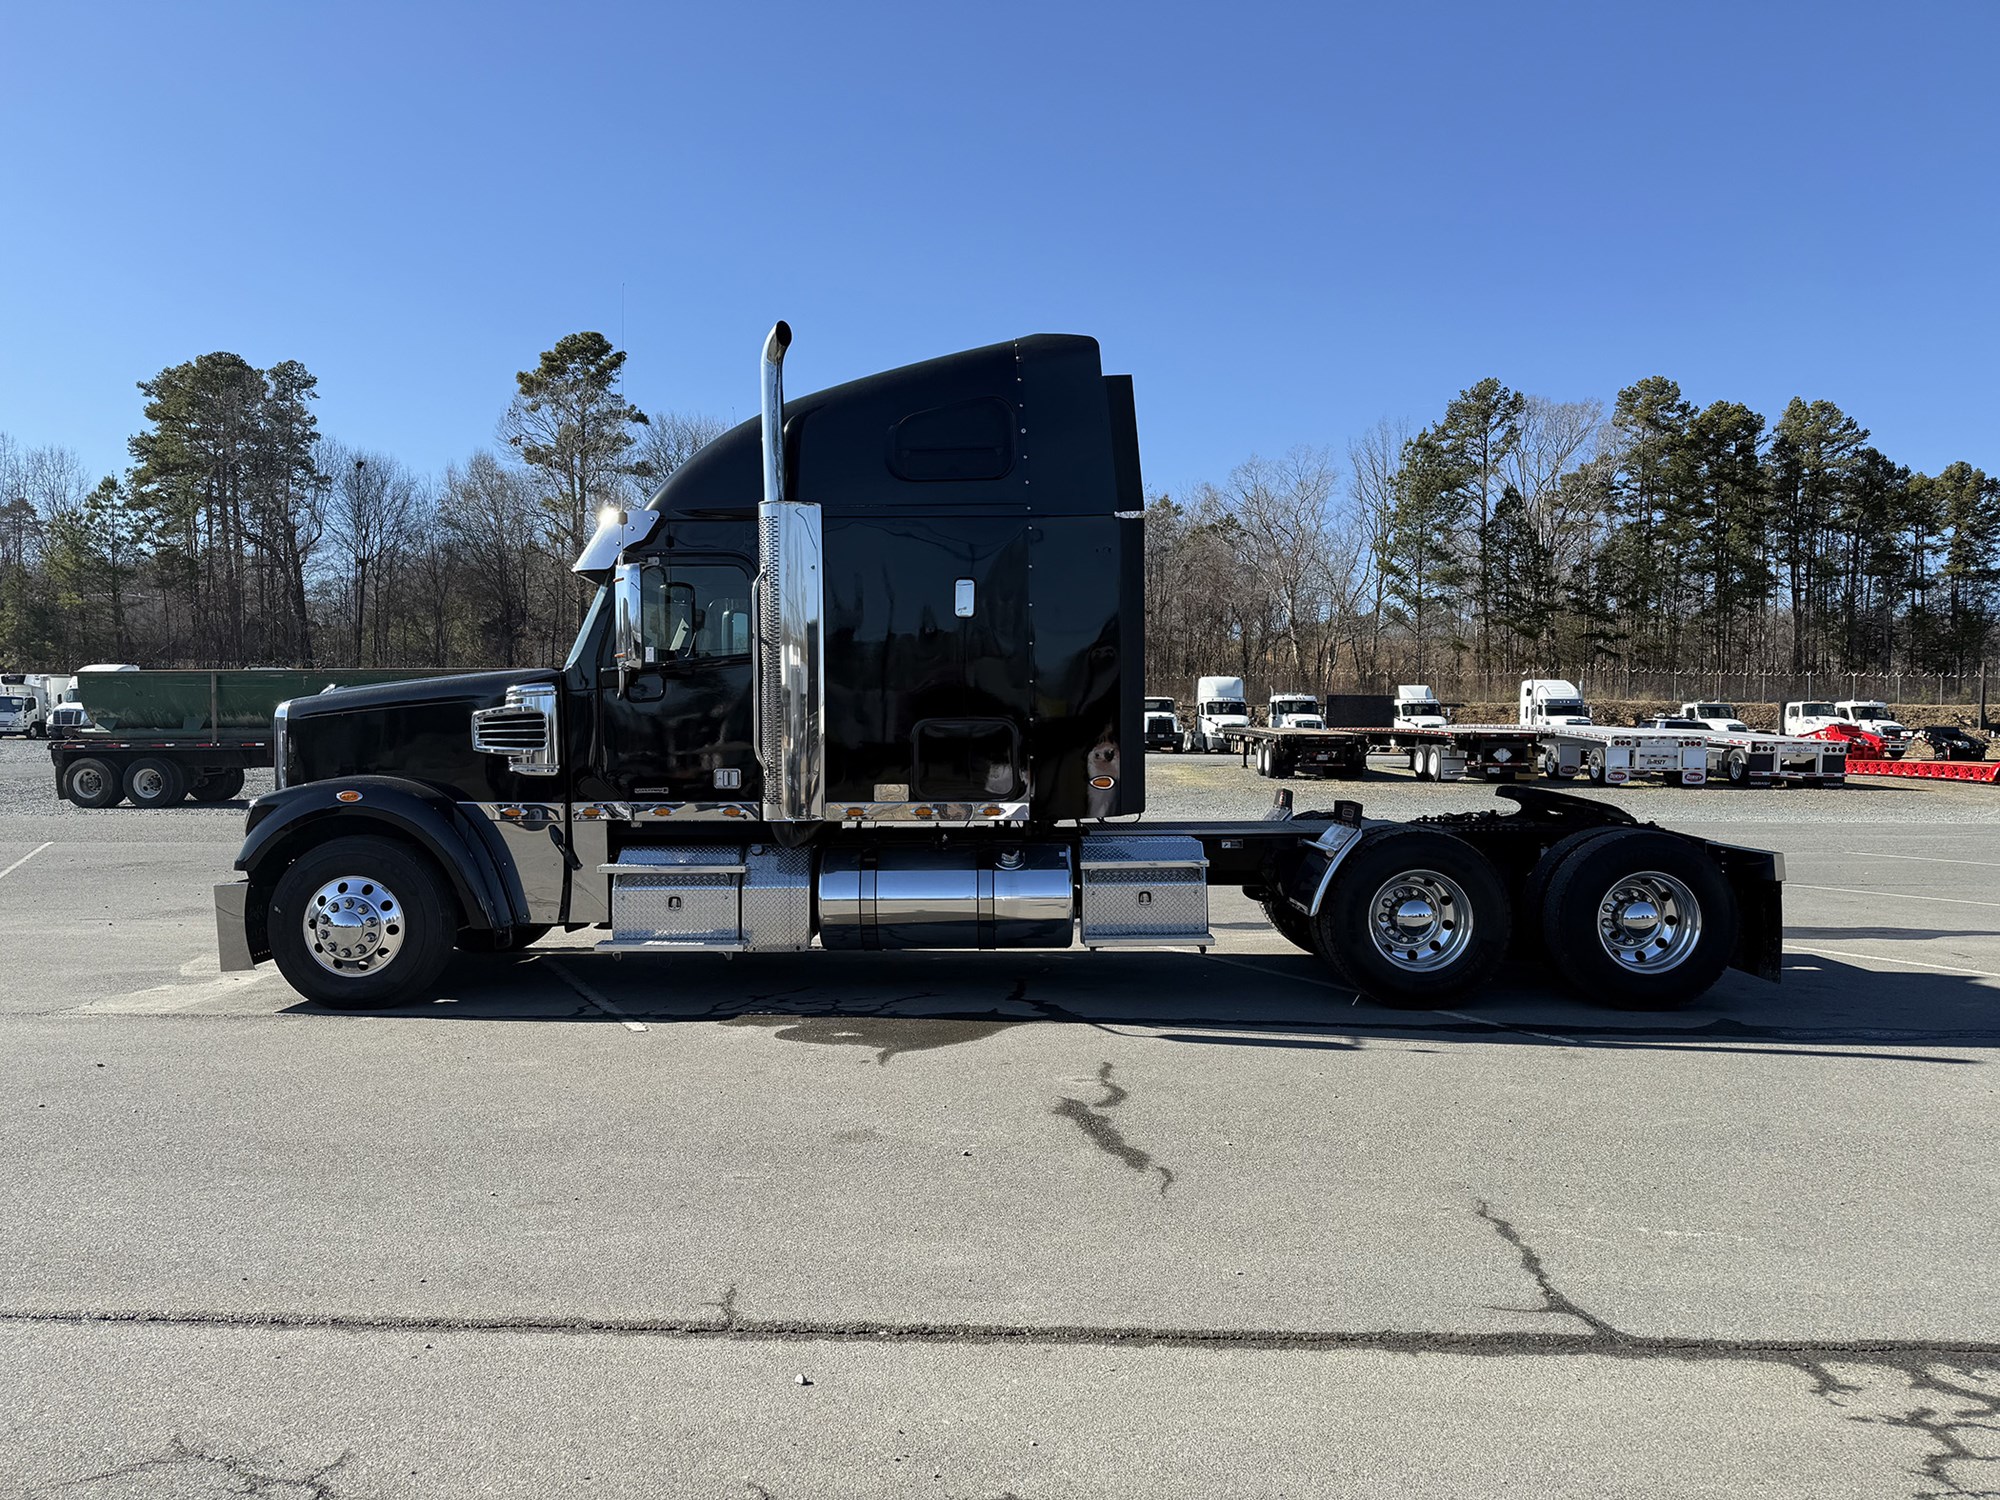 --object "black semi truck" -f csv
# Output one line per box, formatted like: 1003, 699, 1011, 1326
216, 325, 1782, 1011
